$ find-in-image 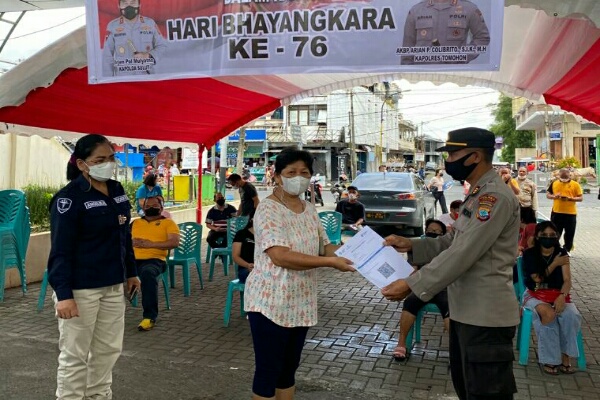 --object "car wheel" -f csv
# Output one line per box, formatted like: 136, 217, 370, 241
413, 211, 426, 237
